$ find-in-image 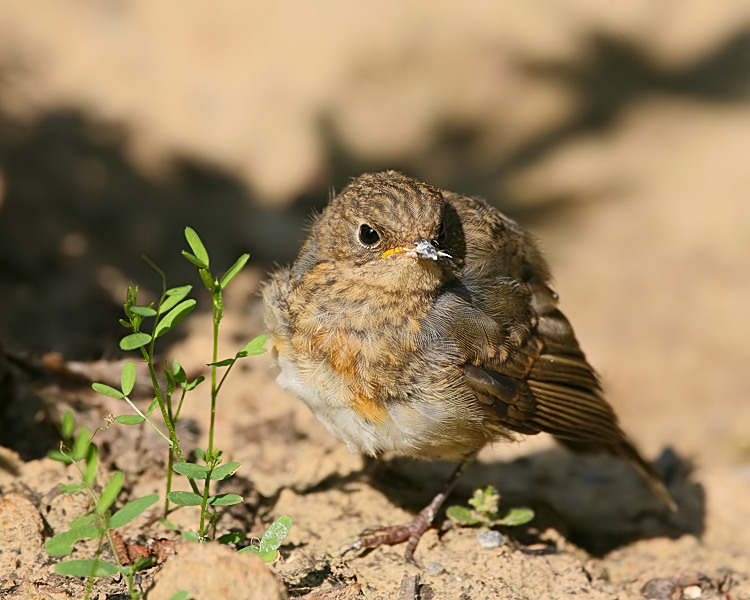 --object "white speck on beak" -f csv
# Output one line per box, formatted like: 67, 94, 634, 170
407, 239, 451, 261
